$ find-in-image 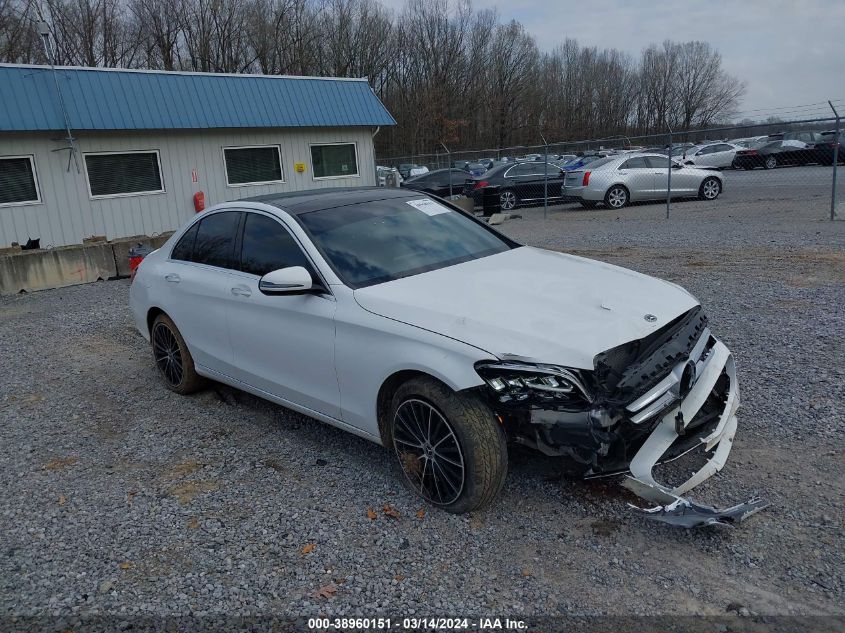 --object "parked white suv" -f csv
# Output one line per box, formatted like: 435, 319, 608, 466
129, 188, 763, 526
